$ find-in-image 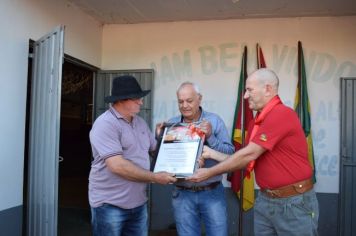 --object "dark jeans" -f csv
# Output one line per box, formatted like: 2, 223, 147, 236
91, 203, 148, 236
172, 183, 228, 236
